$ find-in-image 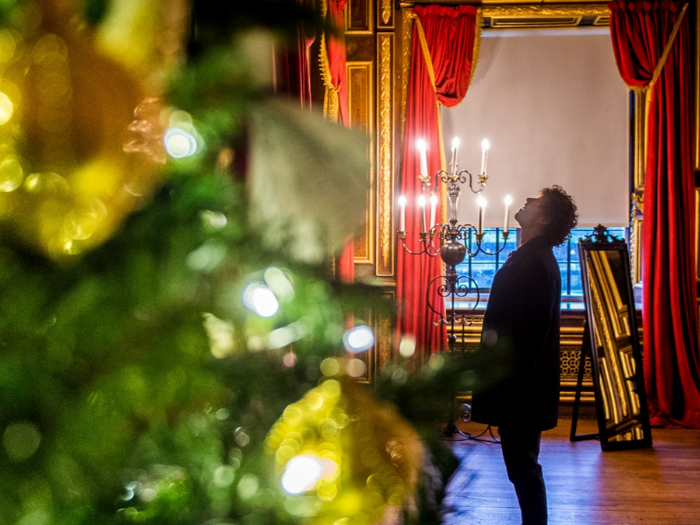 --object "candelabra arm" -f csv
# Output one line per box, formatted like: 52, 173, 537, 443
472, 229, 511, 256
461, 169, 487, 194
398, 226, 446, 257
420, 170, 449, 195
